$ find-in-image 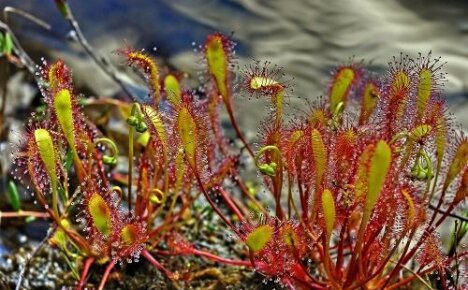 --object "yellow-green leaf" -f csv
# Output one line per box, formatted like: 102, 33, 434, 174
206, 35, 229, 103
330, 67, 355, 113
246, 224, 273, 252
410, 124, 432, 140
121, 224, 139, 245
416, 68, 433, 119
54, 89, 76, 149
359, 82, 379, 124
88, 193, 112, 236
311, 129, 327, 188
164, 74, 181, 106
322, 189, 336, 240
365, 140, 392, 218
177, 107, 197, 167
354, 144, 374, 198
35, 129, 58, 191
444, 140, 468, 192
